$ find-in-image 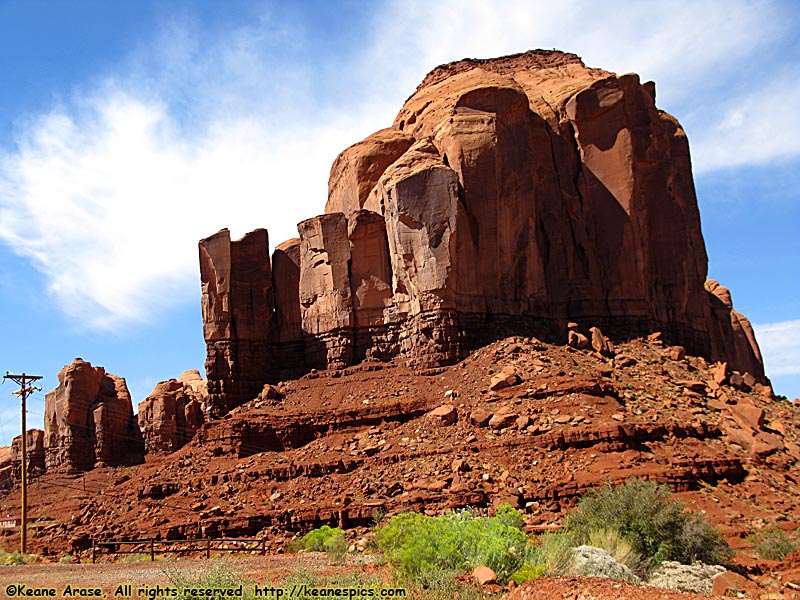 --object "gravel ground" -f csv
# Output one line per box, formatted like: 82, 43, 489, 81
0, 554, 337, 595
